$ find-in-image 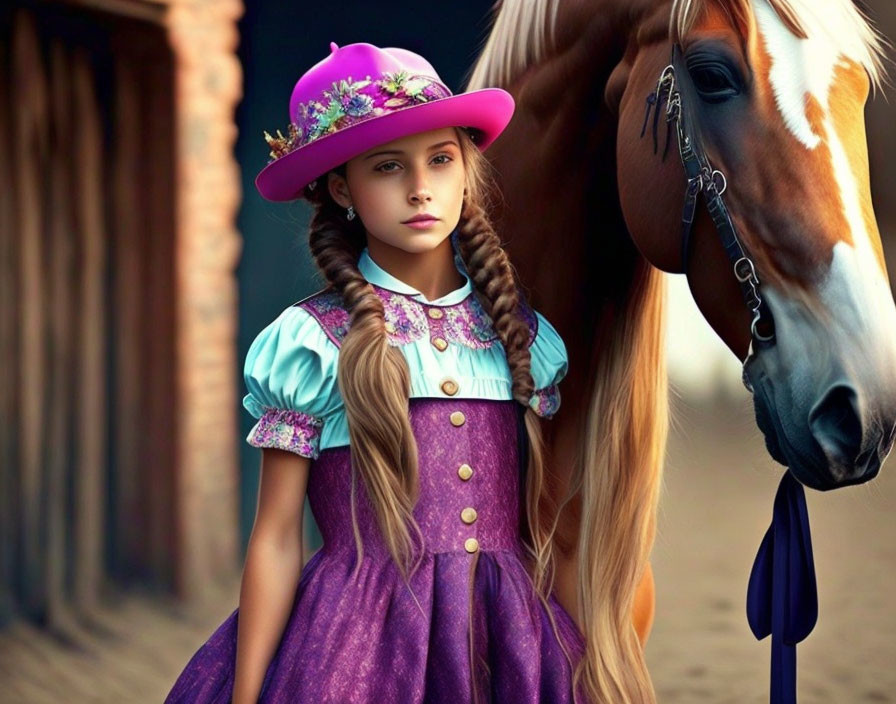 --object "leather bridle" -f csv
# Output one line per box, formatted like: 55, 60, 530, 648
642, 44, 777, 380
